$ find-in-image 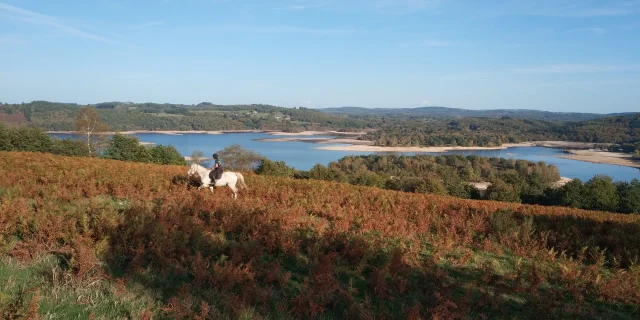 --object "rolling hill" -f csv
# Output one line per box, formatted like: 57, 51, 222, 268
0, 101, 373, 132
318, 106, 635, 122
1, 151, 639, 319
